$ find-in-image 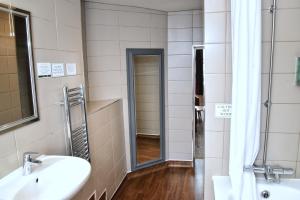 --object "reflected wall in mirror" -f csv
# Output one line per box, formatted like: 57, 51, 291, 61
134, 55, 161, 164
127, 49, 165, 171
0, 4, 38, 133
